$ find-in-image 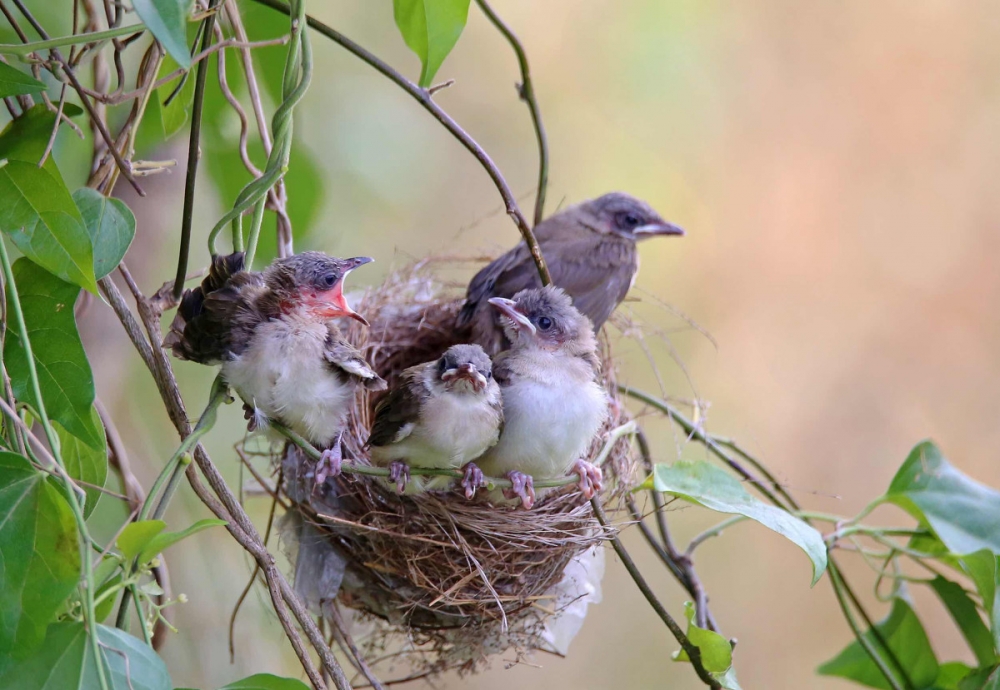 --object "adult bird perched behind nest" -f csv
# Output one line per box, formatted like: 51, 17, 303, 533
276, 259, 639, 678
